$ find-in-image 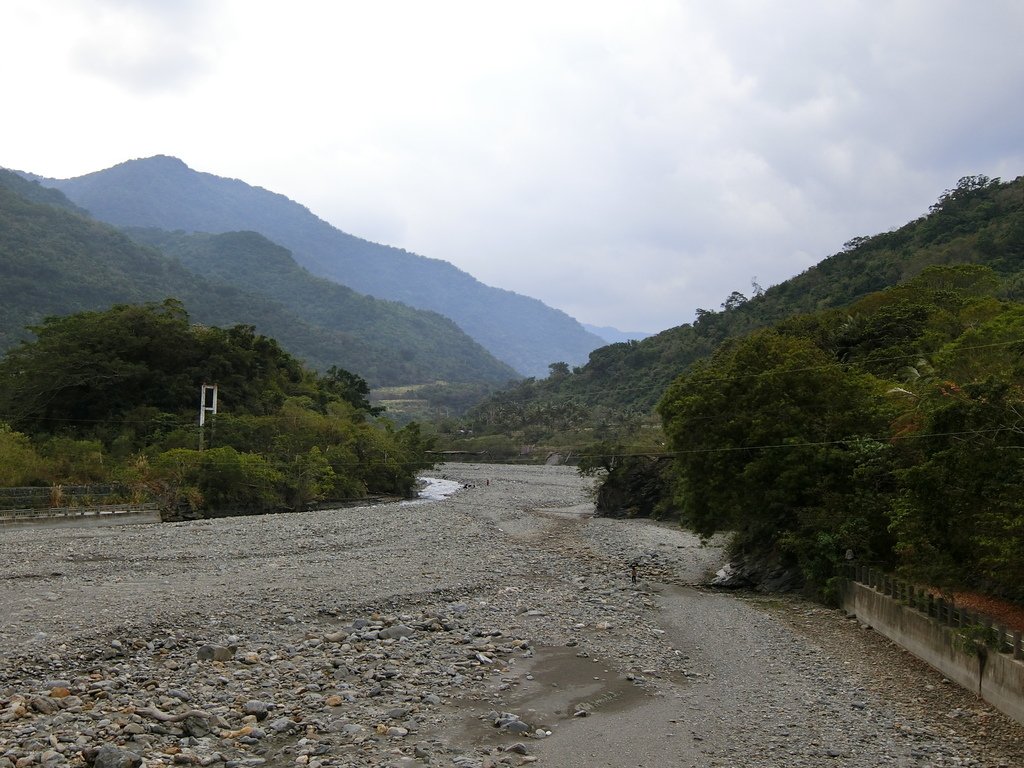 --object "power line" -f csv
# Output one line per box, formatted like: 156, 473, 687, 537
442, 425, 1023, 463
